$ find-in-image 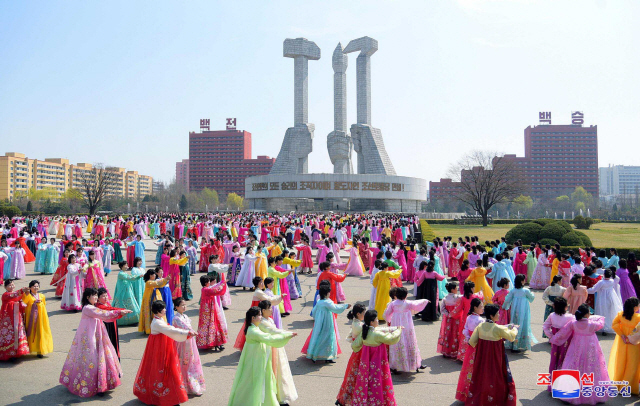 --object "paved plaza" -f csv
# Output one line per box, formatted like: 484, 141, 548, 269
1, 239, 637, 405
